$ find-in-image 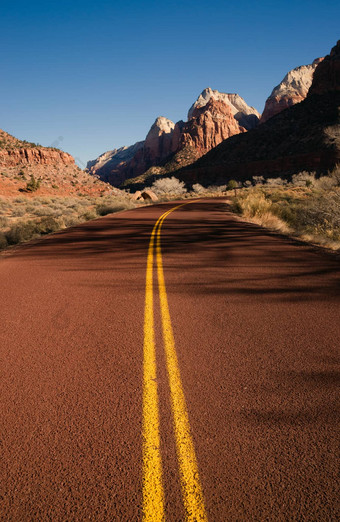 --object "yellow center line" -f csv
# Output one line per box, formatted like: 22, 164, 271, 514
142, 213, 165, 522
156, 205, 208, 521
142, 201, 207, 521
